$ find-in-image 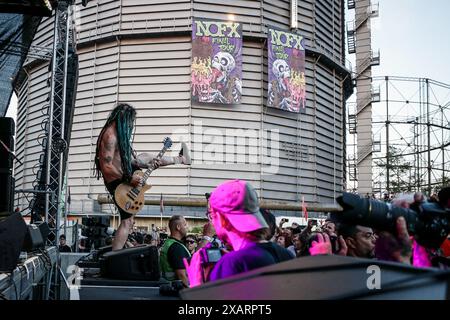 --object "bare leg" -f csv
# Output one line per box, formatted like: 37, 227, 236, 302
112, 216, 134, 251
137, 142, 191, 167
